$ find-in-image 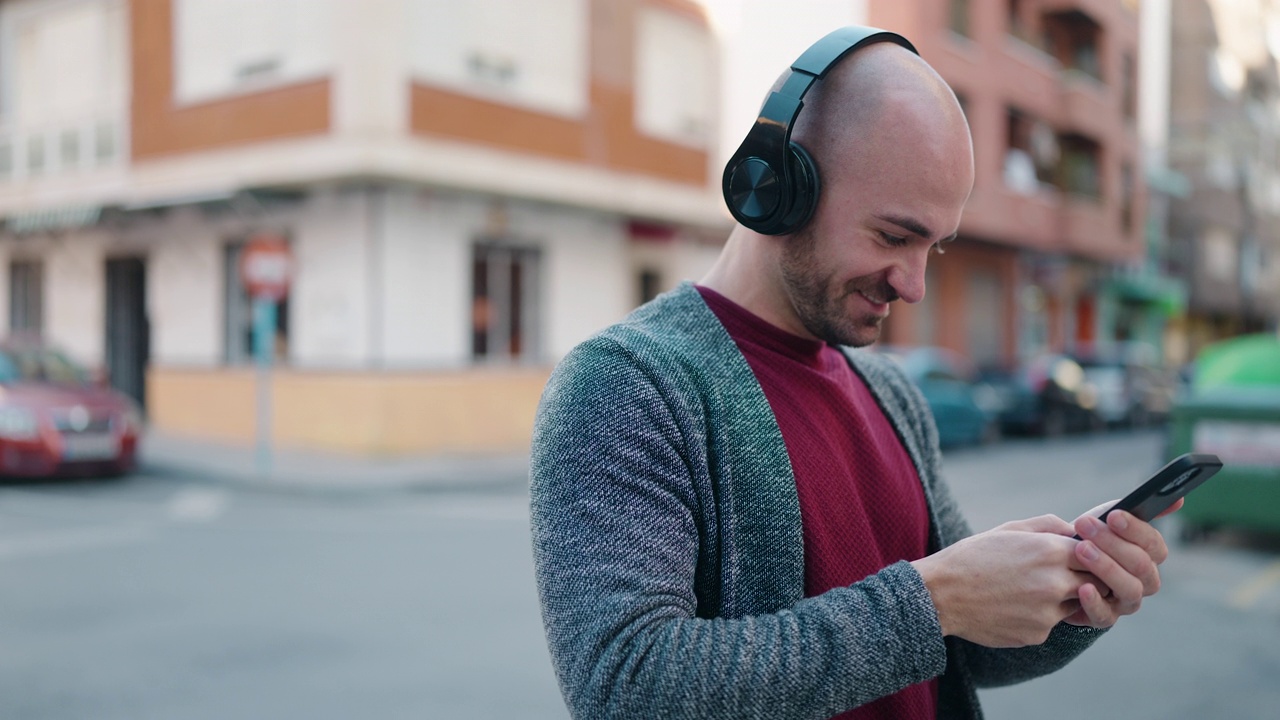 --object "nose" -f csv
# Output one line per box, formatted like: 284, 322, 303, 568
888, 251, 929, 304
